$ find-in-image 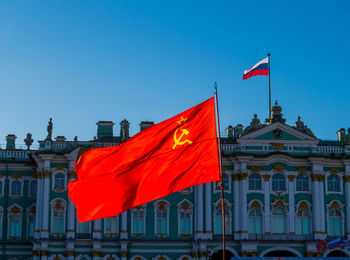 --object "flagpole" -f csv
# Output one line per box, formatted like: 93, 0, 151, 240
268, 53, 271, 123
214, 82, 226, 260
